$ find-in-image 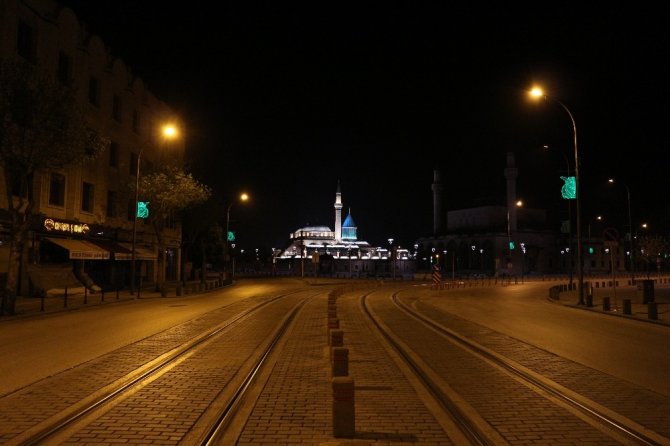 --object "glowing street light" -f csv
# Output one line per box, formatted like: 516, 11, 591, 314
130, 123, 179, 296
225, 192, 249, 279
529, 86, 585, 305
